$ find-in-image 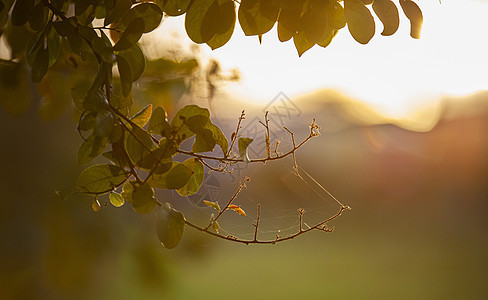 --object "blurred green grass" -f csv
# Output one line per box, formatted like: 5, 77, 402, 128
110, 224, 488, 300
